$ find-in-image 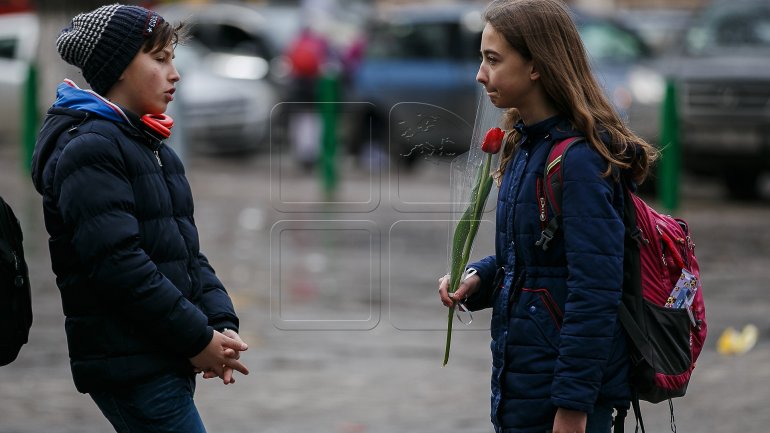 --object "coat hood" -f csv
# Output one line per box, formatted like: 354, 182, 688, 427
31, 79, 134, 194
